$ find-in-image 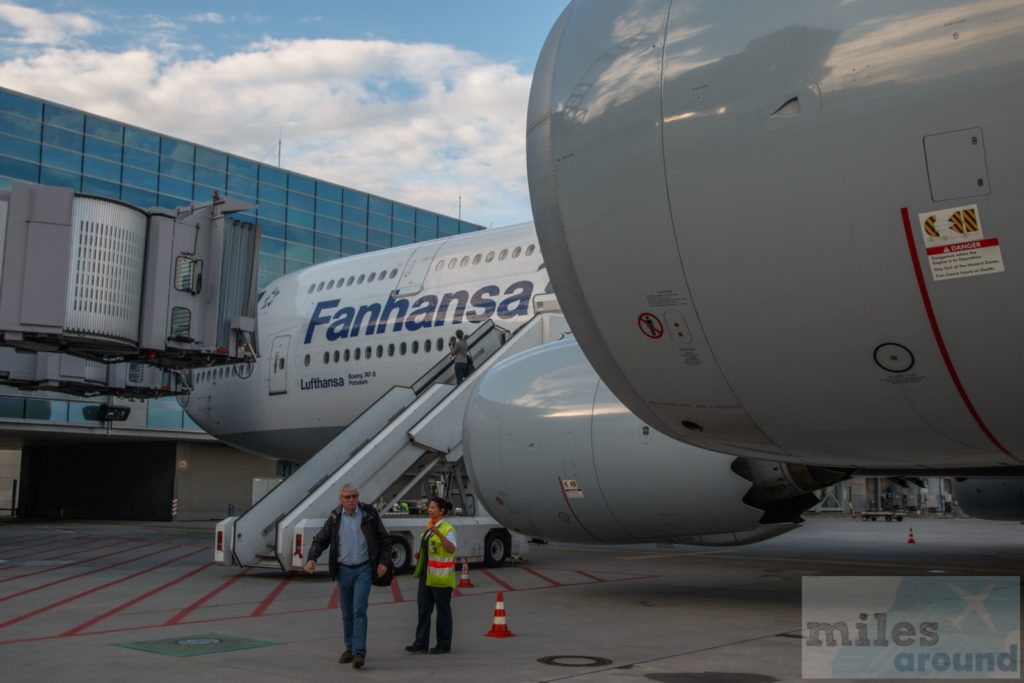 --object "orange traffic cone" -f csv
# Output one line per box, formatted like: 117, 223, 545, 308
907, 528, 917, 544
458, 558, 474, 588
485, 591, 514, 638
